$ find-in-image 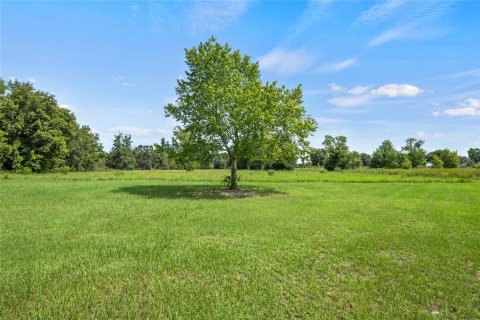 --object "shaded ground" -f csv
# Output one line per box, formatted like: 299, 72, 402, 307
115, 184, 284, 200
